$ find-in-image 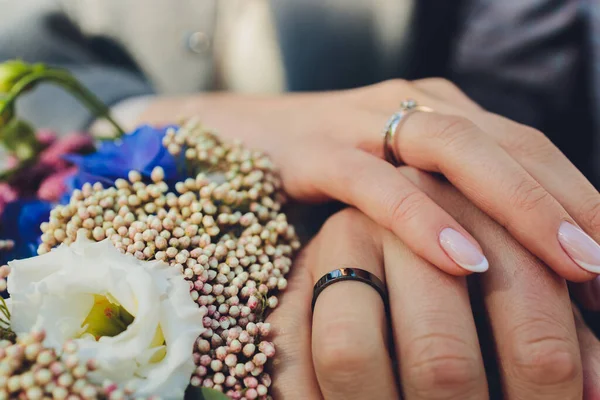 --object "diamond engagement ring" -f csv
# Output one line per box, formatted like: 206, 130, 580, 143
383, 99, 434, 166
